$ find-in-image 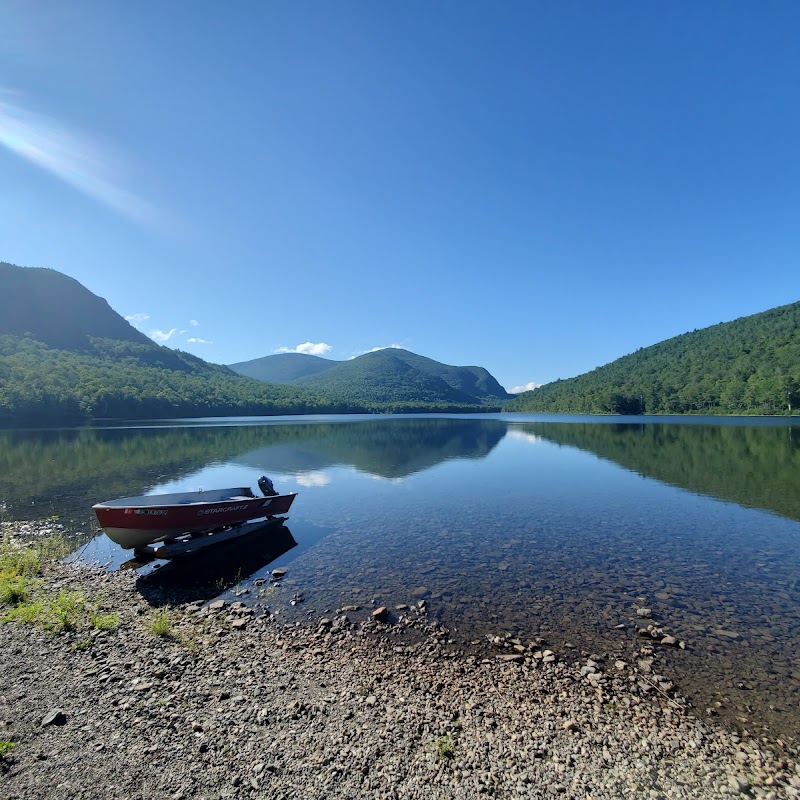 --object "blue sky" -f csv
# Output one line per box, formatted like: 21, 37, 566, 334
1, 1, 798, 392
